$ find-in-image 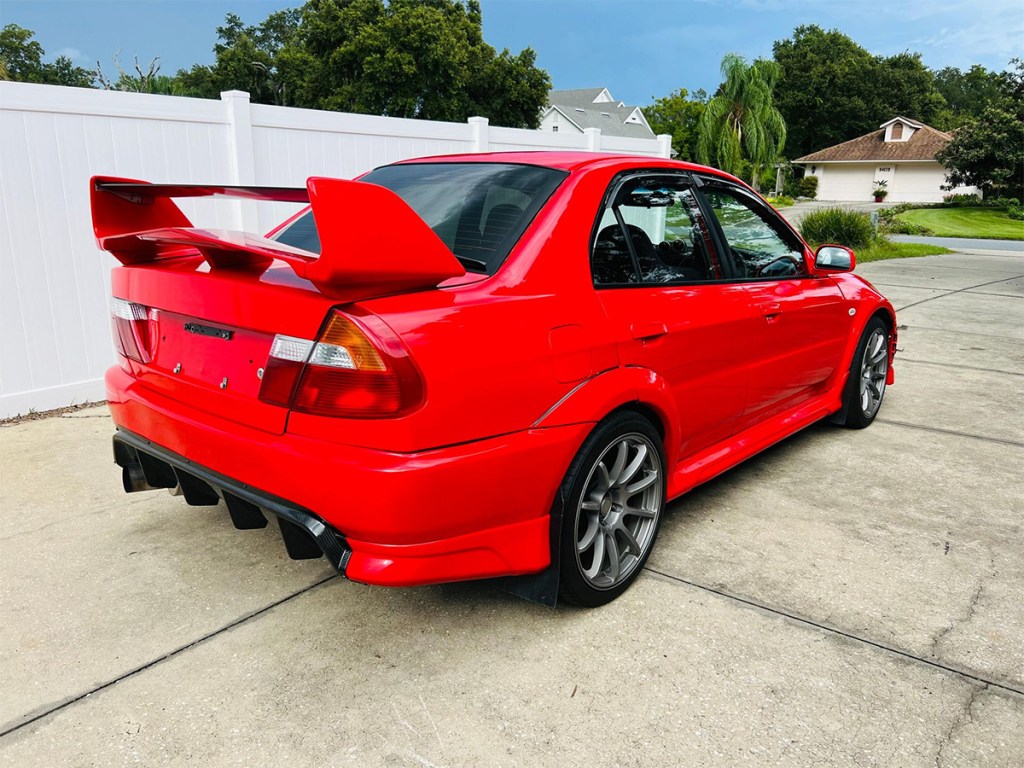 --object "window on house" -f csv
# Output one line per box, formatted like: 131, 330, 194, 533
891, 122, 904, 140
